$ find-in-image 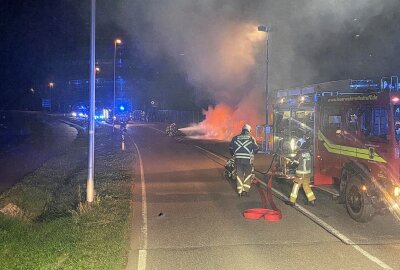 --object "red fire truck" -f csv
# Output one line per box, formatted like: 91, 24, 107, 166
269, 78, 400, 222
